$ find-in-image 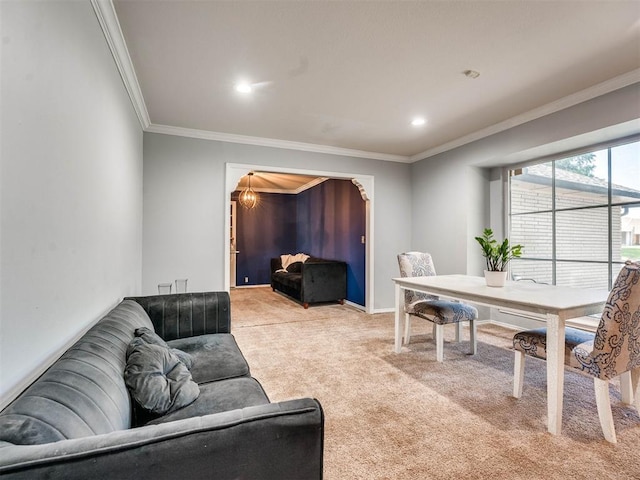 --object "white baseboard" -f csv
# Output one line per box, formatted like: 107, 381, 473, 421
345, 300, 366, 311
371, 307, 395, 314
482, 319, 524, 331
